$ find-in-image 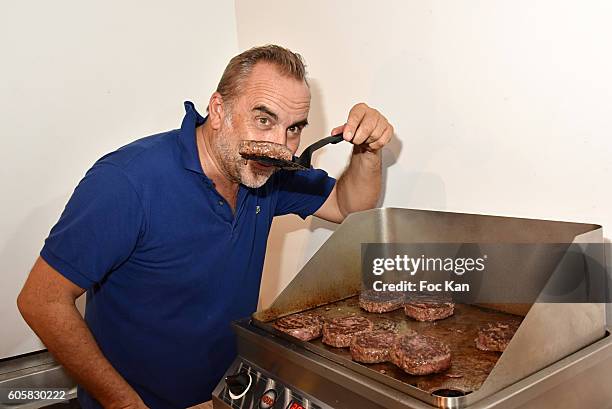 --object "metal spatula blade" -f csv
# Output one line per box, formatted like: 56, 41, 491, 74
240, 133, 344, 171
